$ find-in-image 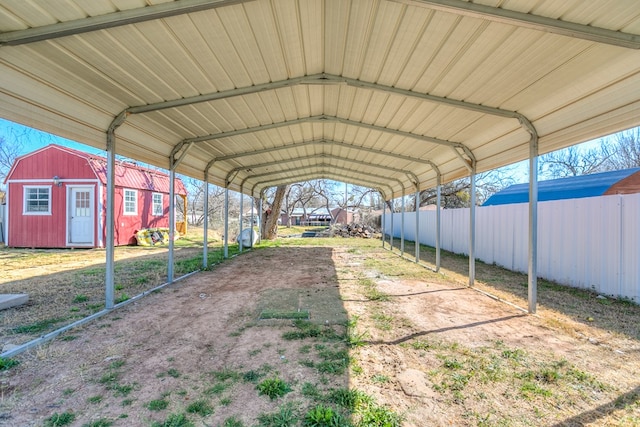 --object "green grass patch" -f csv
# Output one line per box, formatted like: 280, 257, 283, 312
87, 395, 103, 404
151, 412, 194, 427
147, 398, 169, 411
257, 403, 299, 426
186, 400, 214, 417
43, 411, 76, 427
257, 377, 292, 400
205, 383, 229, 396
82, 419, 114, 427
222, 416, 245, 427
115, 293, 130, 304
110, 360, 125, 369
371, 312, 394, 330
282, 319, 343, 341
0, 357, 20, 371
303, 405, 349, 426
72, 294, 89, 303
167, 368, 181, 378
210, 368, 242, 382
12, 317, 65, 334
243, 369, 266, 383
316, 348, 349, 375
